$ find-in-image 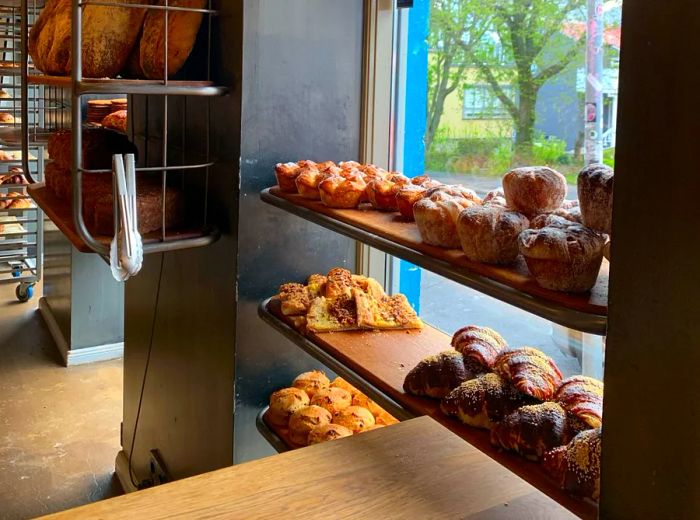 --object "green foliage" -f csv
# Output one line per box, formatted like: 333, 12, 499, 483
531, 135, 570, 165
603, 147, 616, 168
